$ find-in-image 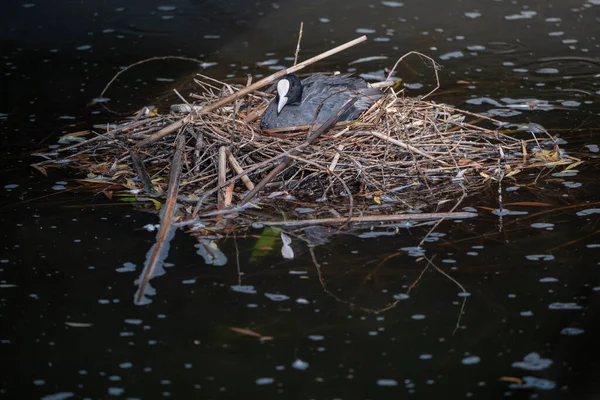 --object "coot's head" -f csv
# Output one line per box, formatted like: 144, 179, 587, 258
275, 74, 302, 113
